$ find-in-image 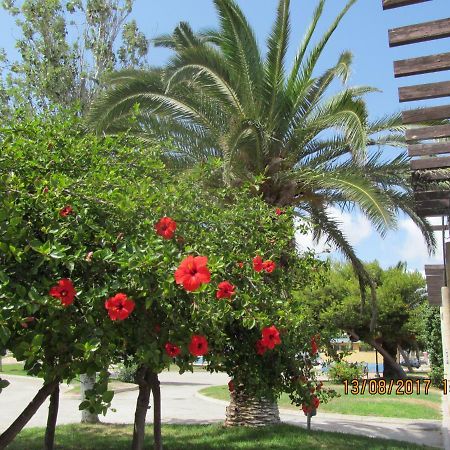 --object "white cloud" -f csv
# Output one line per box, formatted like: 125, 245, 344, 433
396, 218, 443, 269
295, 207, 373, 254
